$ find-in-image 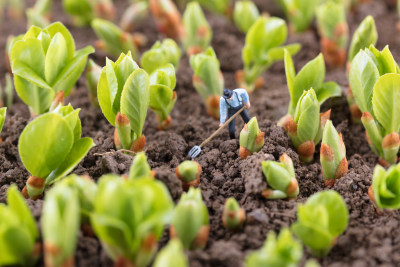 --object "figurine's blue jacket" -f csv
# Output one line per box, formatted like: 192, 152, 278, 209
219, 88, 249, 124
